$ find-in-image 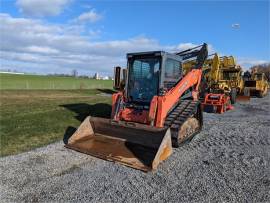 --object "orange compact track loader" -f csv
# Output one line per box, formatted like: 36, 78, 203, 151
66, 44, 208, 171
